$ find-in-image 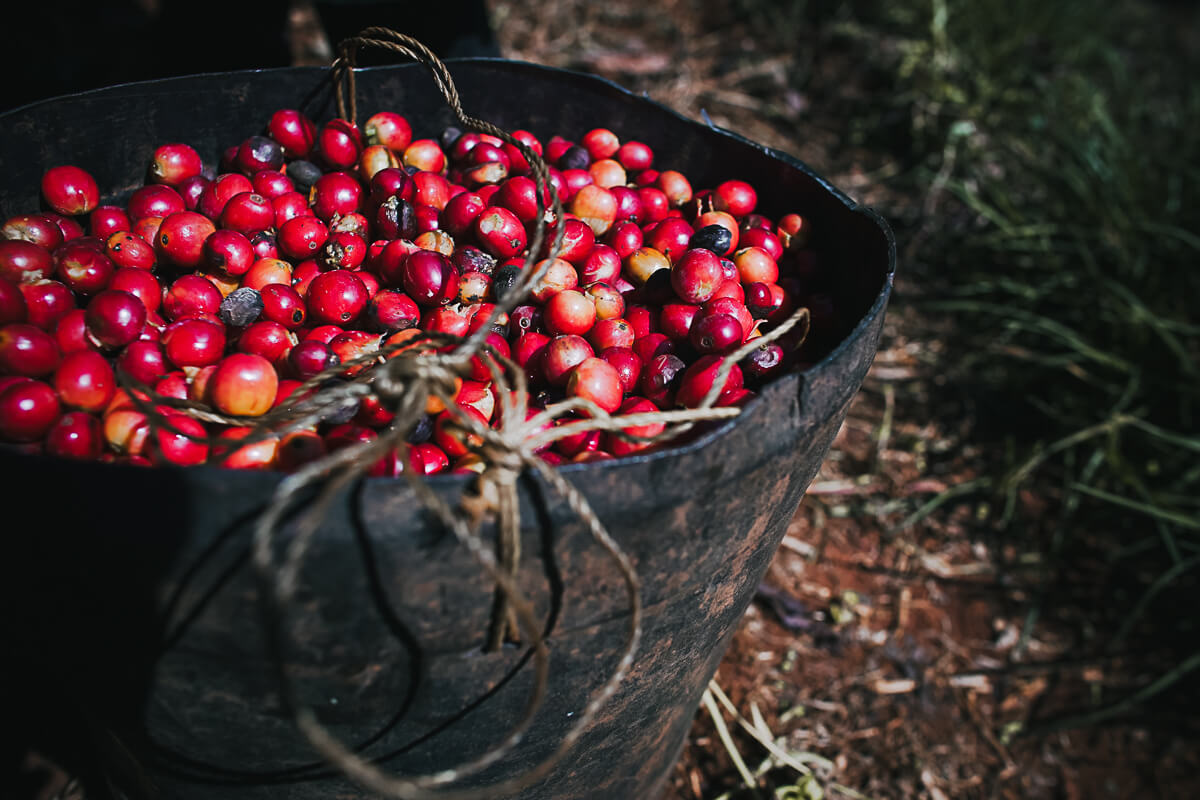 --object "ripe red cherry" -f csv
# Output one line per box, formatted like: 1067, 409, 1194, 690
739, 228, 784, 262
54, 349, 115, 412
54, 240, 114, 296
105, 231, 156, 270
219, 192, 275, 235
147, 413, 209, 466
41, 166, 100, 215
0, 277, 26, 324
210, 353, 279, 417
85, 290, 147, 349
659, 303, 701, 343
474, 207, 527, 259
580, 244, 622, 286
671, 248, 724, 304
0, 240, 54, 284
0, 379, 61, 442
690, 313, 743, 354
277, 215, 329, 262
203, 229, 255, 277
237, 320, 294, 364
306, 270, 369, 326
401, 251, 458, 308
0, 323, 60, 376
161, 317, 225, 367
259, 283, 307, 328
441, 191, 487, 235
163, 275, 222, 321
566, 356, 623, 414
367, 290, 420, 332
177, 175, 210, 210
19, 280, 74, 330
48, 213, 86, 242
116, 339, 167, 385
317, 118, 363, 170
272, 191, 311, 227
647, 217, 695, 262
128, 184, 186, 220
89, 205, 130, 239
309, 172, 362, 221
616, 141, 654, 171
364, 110, 413, 152
45, 410, 103, 459
108, 268, 162, 315
544, 289, 596, 336
676, 354, 744, 408
588, 317, 635, 351
51, 310, 89, 355
287, 339, 337, 379
599, 346, 643, 394
157, 212, 216, 269
640, 353, 685, 407
492, 175, 543, 223
268, 109, 317, 158
197, 173, 253, 220
250, 171, 294, 203
543, 334, 594, 386
2, 213, 64, 250
604, 396, 665, 456
149, 143, 203, 186
713, 179, 758, 218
